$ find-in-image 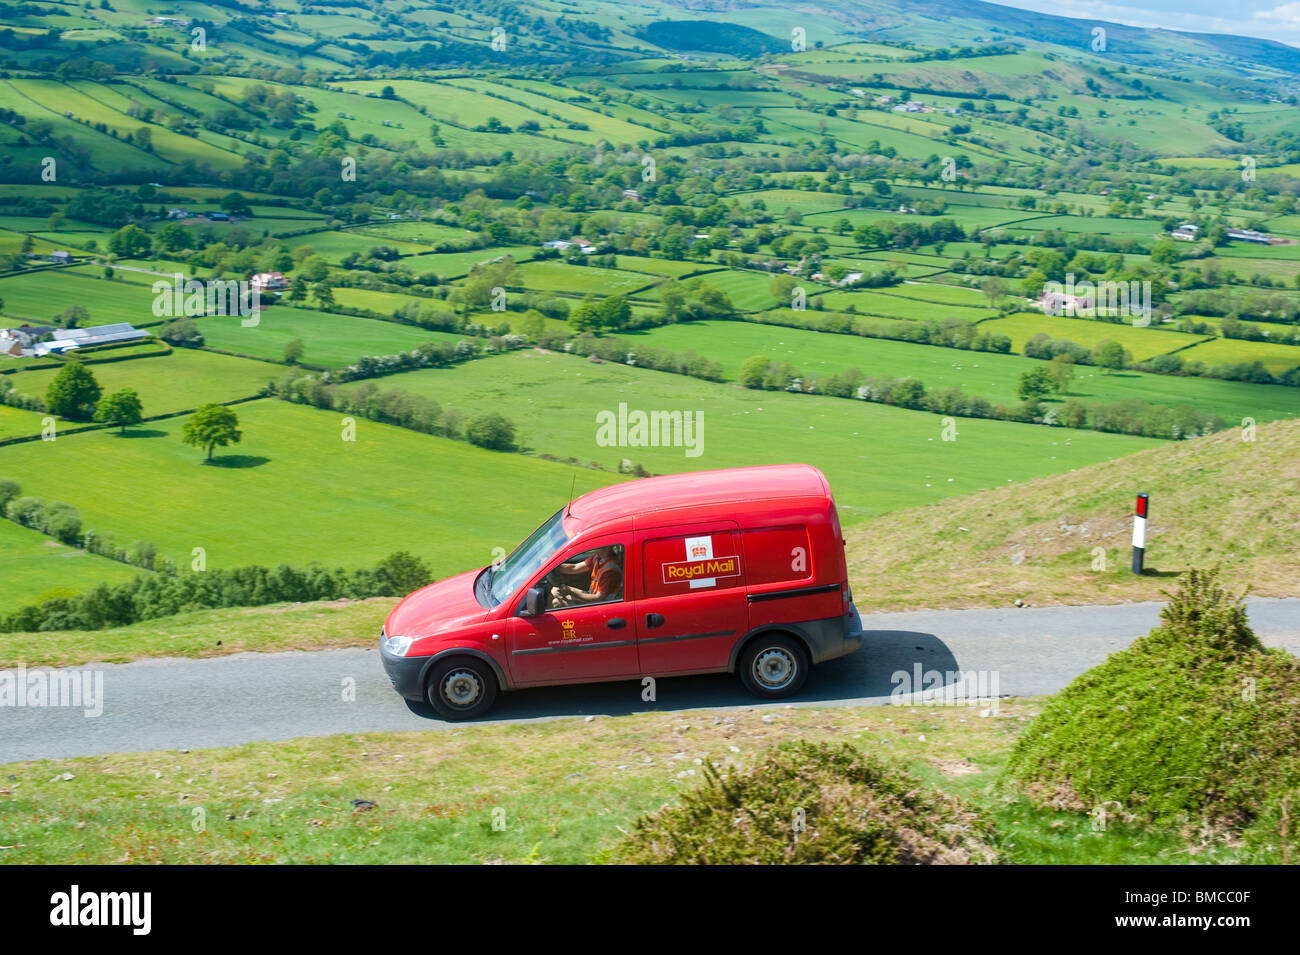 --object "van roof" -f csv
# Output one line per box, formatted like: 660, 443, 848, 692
566, 464, 830, 532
